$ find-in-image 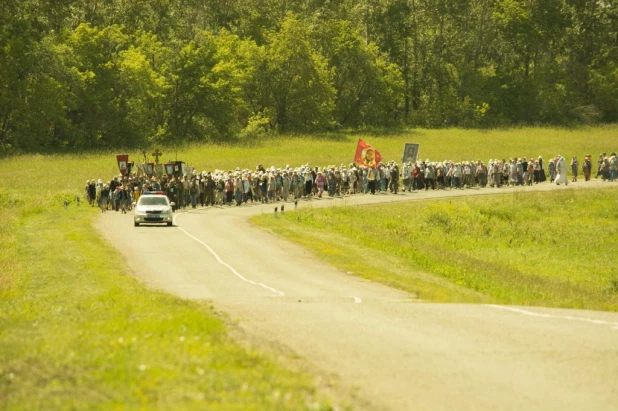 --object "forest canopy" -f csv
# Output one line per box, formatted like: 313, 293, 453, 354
1, 0, 617, 151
